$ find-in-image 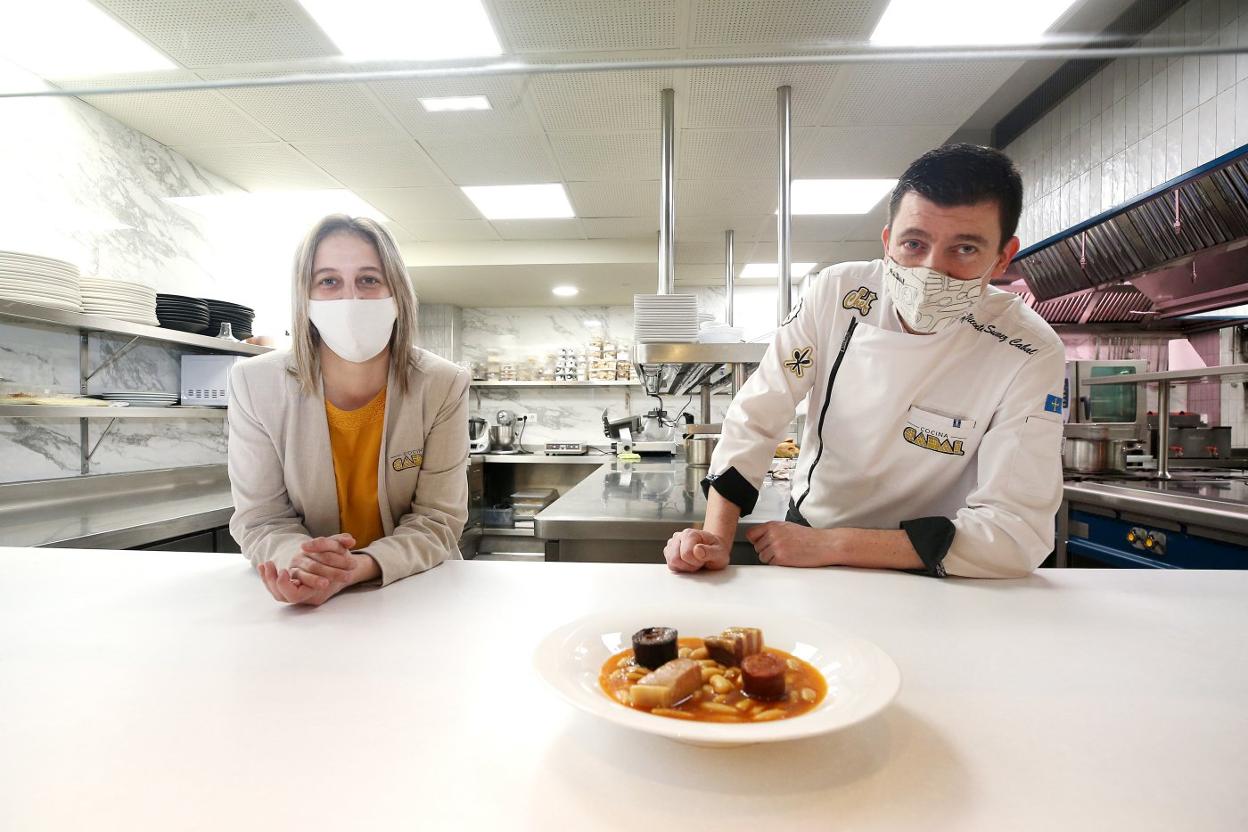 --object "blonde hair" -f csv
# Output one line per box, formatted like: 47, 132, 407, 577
289, 215, 418, 395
